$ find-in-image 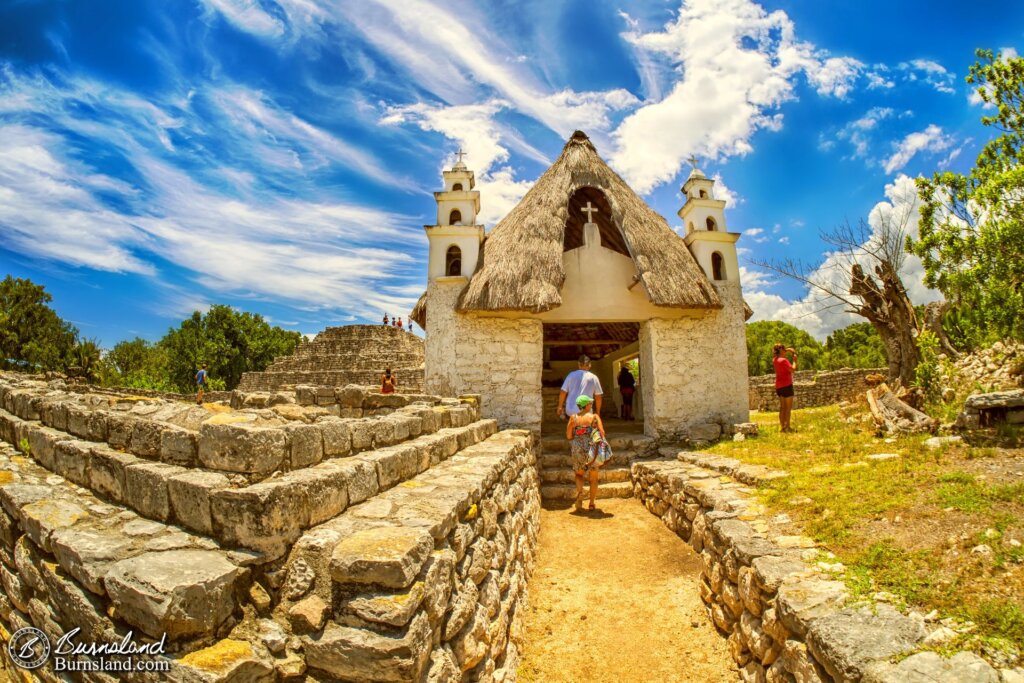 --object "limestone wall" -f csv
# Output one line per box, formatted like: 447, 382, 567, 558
640, 286, 749, 439
633, 455, 1006, 682
425, 279, 544, 432
748, 368, 884, 412
0, 373, 541, 681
